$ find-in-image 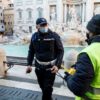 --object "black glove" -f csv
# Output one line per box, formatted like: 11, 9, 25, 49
26, 67, 32, 74
64, 72, 70, 80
